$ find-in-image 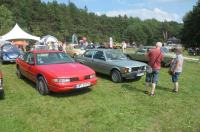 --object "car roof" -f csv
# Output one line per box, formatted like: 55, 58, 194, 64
28, 50, 63, 54
86, 48, 120, 52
